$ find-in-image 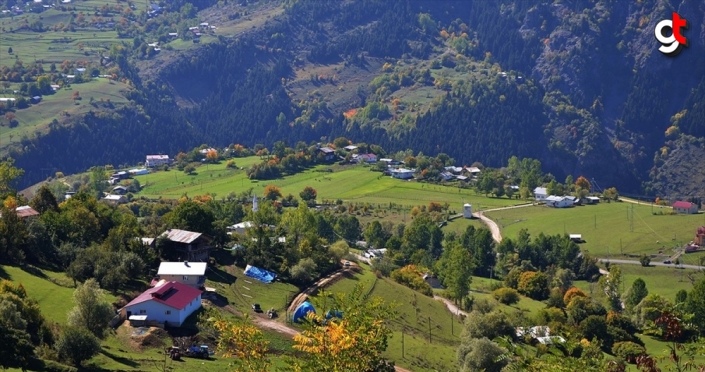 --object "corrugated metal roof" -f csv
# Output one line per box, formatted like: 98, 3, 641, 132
124, 281, 201, 310
161, 229, 202, 244
15, 206, 39, 218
